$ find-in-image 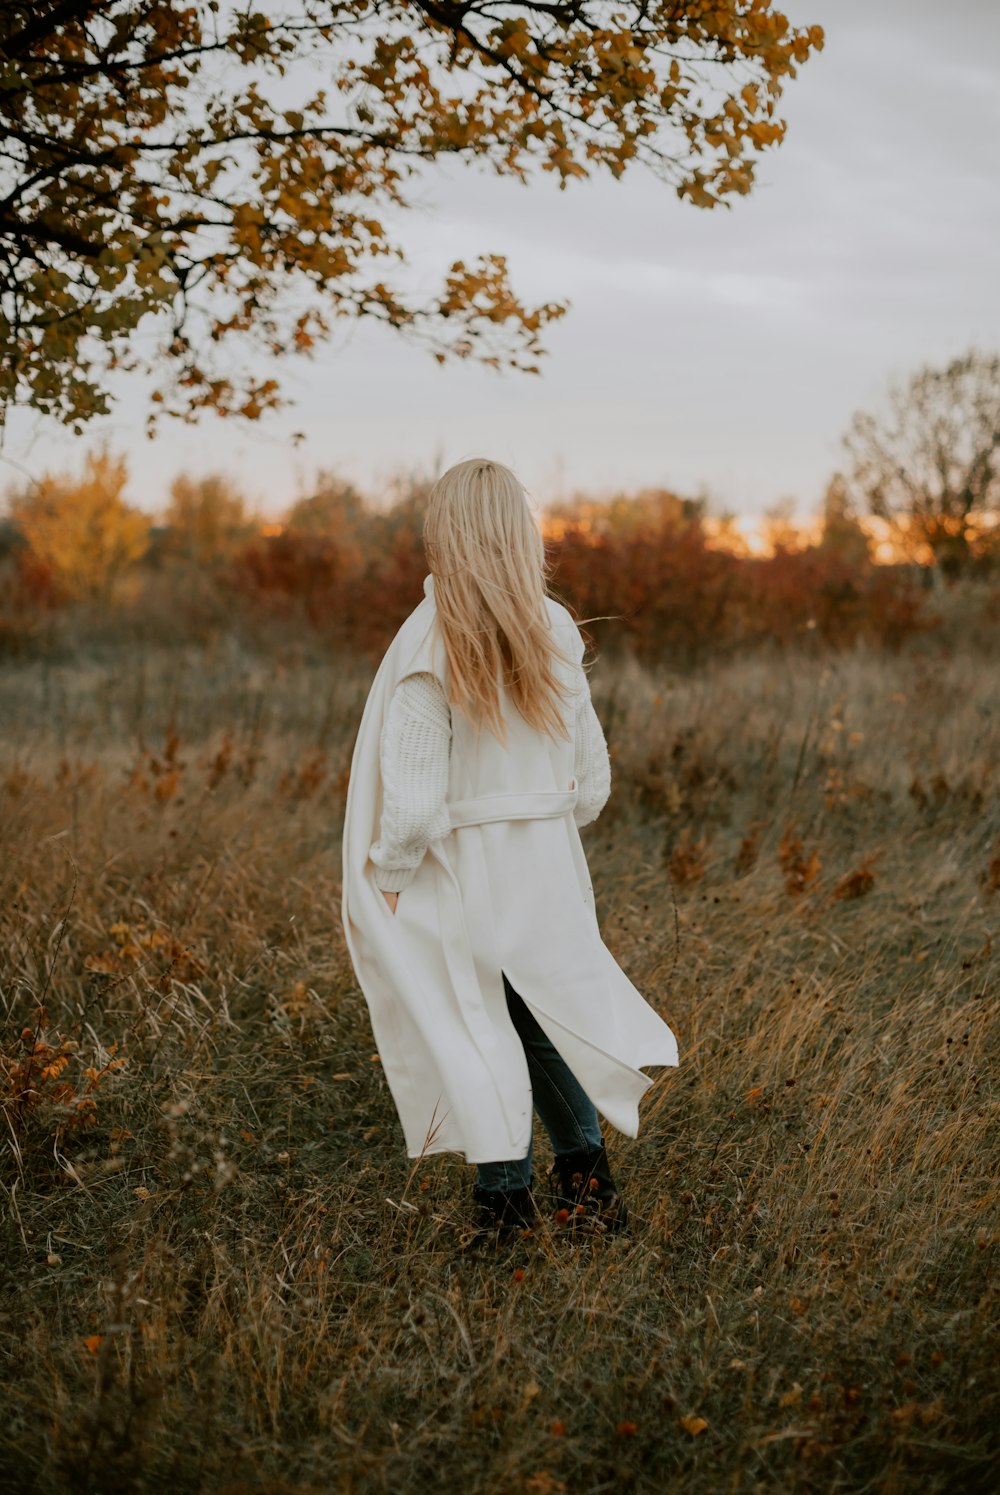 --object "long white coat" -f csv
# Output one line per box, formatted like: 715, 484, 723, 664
340, 575, 679, 1163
